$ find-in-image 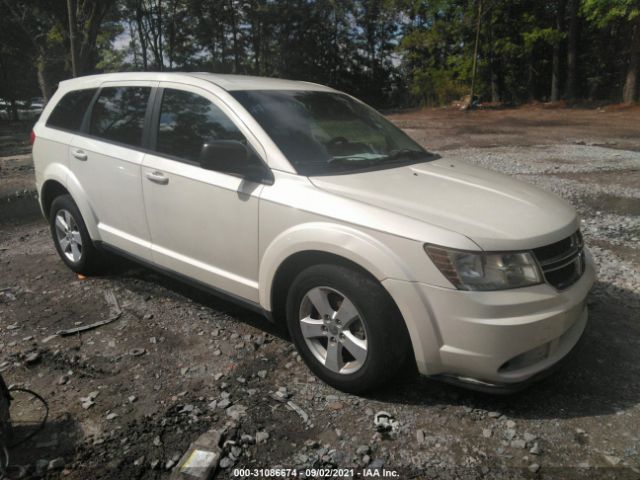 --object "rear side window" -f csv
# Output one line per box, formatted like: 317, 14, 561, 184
89, 86, 150, 147
156, 88, 245, 163
46, 89, 97, 131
